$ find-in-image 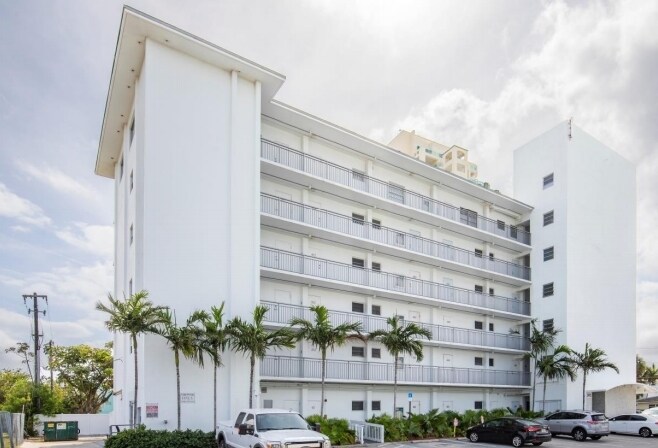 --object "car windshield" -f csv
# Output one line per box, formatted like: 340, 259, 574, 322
256, 413, 309, 431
